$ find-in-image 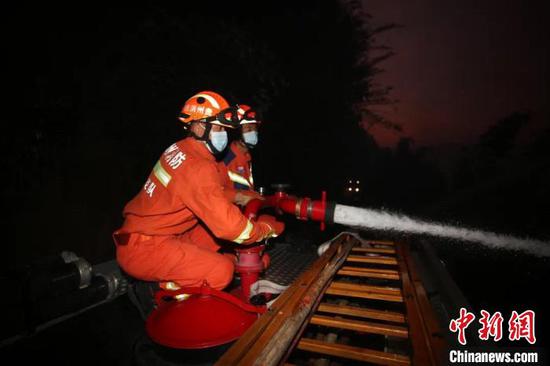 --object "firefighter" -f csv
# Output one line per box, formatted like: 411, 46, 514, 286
113, 91, 284, 291
219, 104, 263, 206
